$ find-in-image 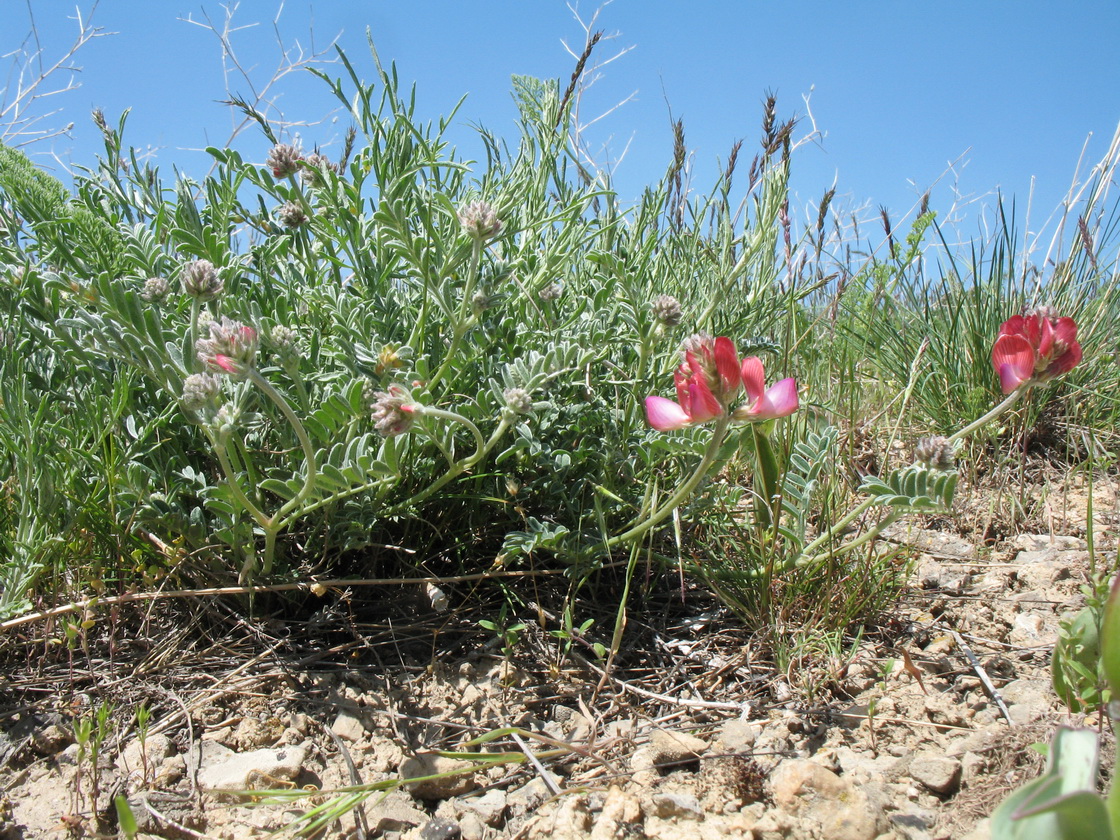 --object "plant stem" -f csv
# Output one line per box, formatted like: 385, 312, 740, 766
948, 385, 1027, 443
212, 435, 270, 530
427, 238, 483, 392
606, 417, 730, 550
248, 369, 318, 519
